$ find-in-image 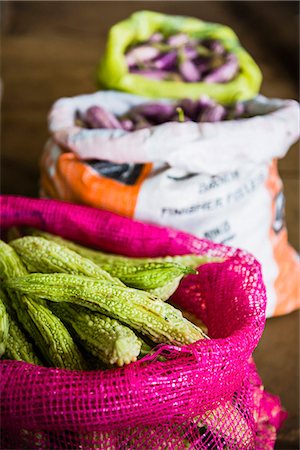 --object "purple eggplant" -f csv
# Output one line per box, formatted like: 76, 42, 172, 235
198, 104, 226, 123
203, 53, 239, 83
120, 118, 134, 131
198, 95, 216, 110
179, 59, 201, 82
130, 102, 176, 123
193, 56, 211, 79
167, 33, 190, 47
152, 51, 178, 70
183, 45, 199, 60
201, 39, 225, 55
178, 98, 200, 121
225, 102, 246, 120
85, 106, 122, 130
126, 45, 160, 67
232, 102, 245, 118
148, 32, 164, 43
